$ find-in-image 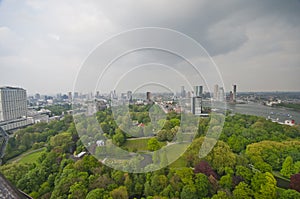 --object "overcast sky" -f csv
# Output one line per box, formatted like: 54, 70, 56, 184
0, 0, 300, 95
